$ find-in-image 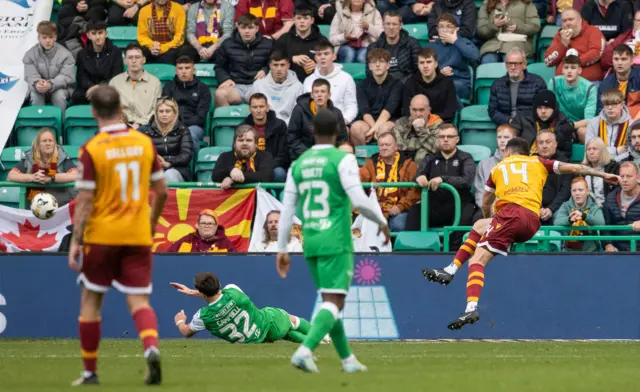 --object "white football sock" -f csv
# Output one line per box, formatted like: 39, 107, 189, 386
294, 345, 312, 358
465, 301, 478, 313
341, 354, 357, 365
443, 262, 459, 275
